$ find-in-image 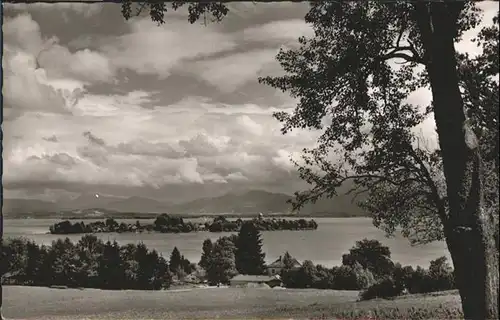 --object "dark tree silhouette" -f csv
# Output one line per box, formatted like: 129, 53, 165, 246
282, 251, 296, 271
342, 239, 395, 278
0, 236, 172, 295
235, 222, 266, 275
206, 237, 237, 285
97, 241, 126, 289
169, 247, 182, 273
295, 260, 318, 289
199, 239, 213, 271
